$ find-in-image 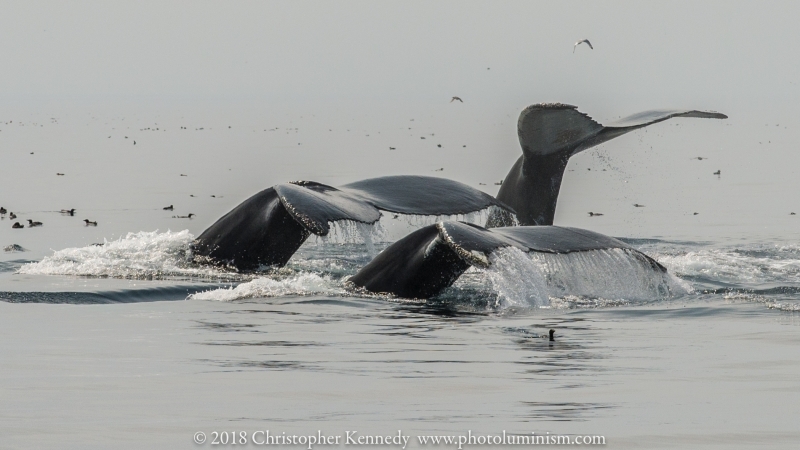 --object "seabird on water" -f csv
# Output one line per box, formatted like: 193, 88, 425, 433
84, 219, 98, 226
12, 222, 23, 229
549, 329, 555, 342
173, 214, 195, 219
27, 219, 43, 227
588, 212, 603, 217
573, 39, 593, 53
163, 205, 174, 211
60, 209, 76, 215
9, 212, 17, 219
0, 207, 6, 215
